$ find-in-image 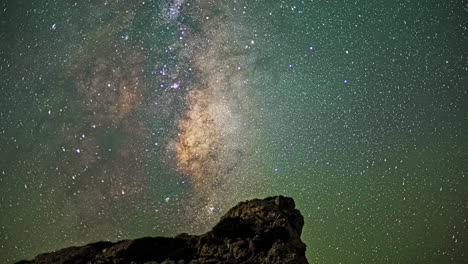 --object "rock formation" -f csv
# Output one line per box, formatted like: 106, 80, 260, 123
17, 196, 309, 264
